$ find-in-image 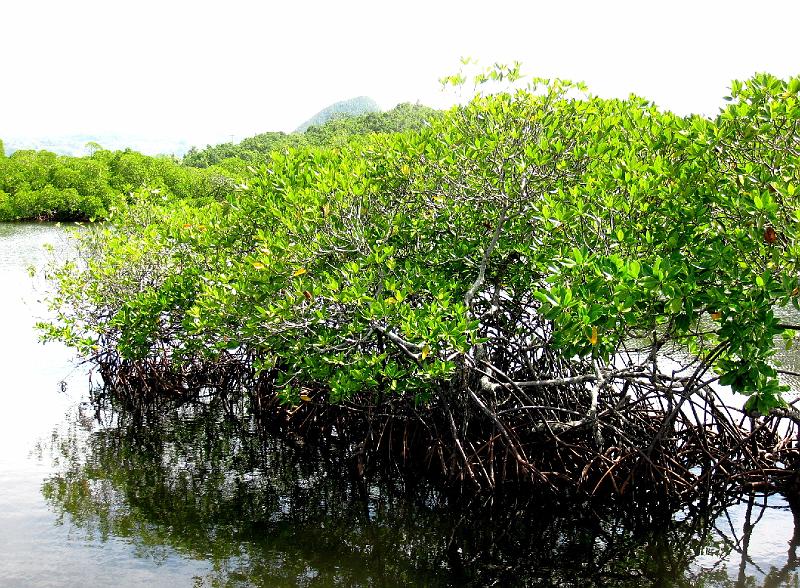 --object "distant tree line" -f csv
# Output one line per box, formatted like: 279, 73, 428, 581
0, 148, 232, 221
0, 103, 439, 221
181, 103, 440, 169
